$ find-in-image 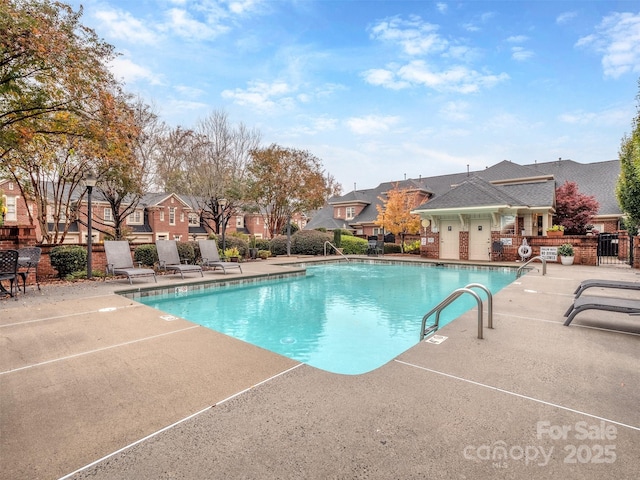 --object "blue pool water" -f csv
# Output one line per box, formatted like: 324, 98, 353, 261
138, 262, 514, 375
